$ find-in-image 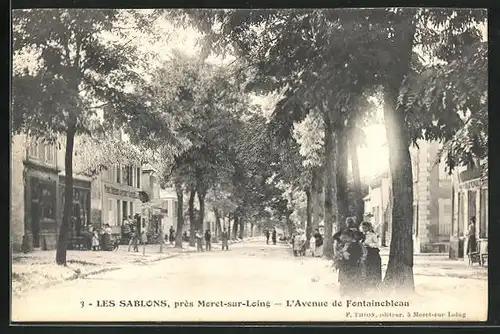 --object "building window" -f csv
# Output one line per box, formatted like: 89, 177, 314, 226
28, 142, 39, 159
122, 165, 133, 186
116, 165, 121, 183
45, 144, 55, 165
438, 199, 452, 239
136, 167, 141, 188
108, 199, 115, 226
40, 181, 56, 220
480, 189, 488, 238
